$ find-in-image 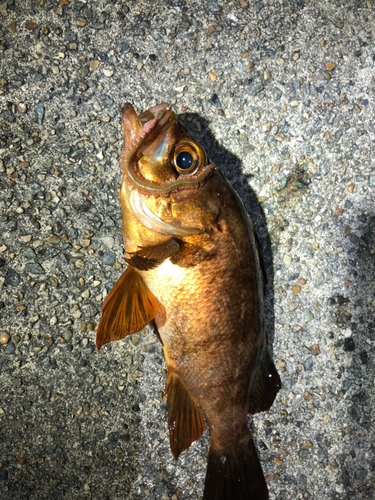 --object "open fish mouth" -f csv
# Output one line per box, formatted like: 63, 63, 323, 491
128, 186, 203, 236
120, 103, 216, 197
